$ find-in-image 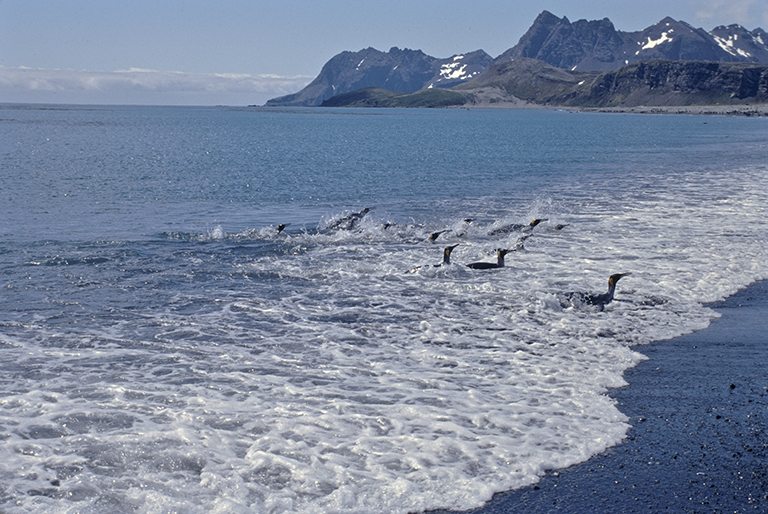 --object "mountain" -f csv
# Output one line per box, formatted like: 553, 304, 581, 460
323, 58, 768, 108
265, 11, 768, 107
495, 11, 627, 71
496, 11, 768, 72
455, 58, 599, 103
568, 59, 768, 106
709, 24, 768, 62
320, 87, 473, 108
265, 47, 492, 107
